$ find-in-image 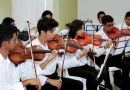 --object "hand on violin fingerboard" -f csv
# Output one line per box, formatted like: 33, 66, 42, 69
40, 49, 58, 69
46, 49, 58, 61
